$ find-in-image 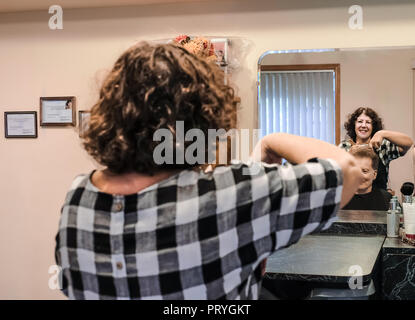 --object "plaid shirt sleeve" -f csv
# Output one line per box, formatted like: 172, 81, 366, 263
55, 158, 342, 300
233, 157, 343, 252
376, 138, 401, 167
338, 139, 351, 151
